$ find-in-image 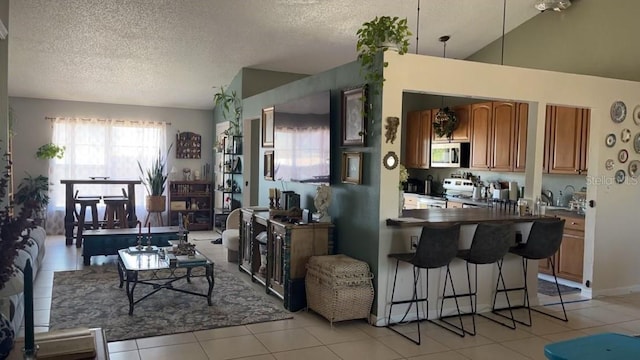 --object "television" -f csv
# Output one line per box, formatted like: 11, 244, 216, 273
273, 91, 331, 184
